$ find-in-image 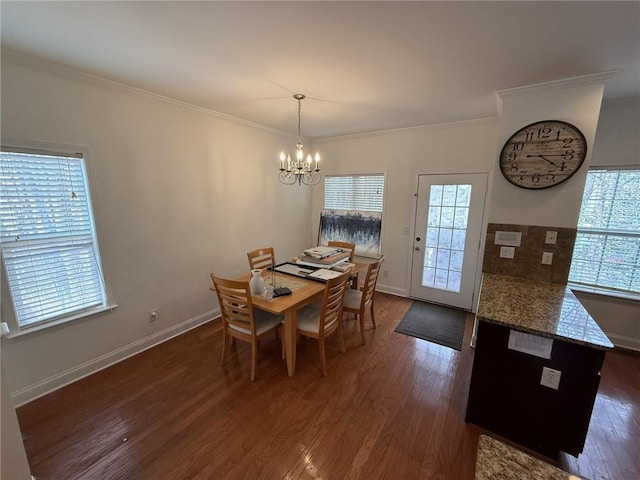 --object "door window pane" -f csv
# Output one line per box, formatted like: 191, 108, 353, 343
426, 227, 439, 247
453, 207, 469, 229
438, 228, 453, 249
429, 185, 443, 205
428, 206, 441, 227
452, 229, 467, 250
424, 247, 437, 268
450, 250, 464, 272
456, 185, 472, 207
440, 207, 455, 228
